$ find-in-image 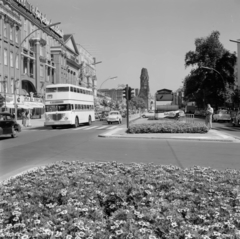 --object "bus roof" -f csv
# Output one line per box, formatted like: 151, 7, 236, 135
46, 84, 93, 91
